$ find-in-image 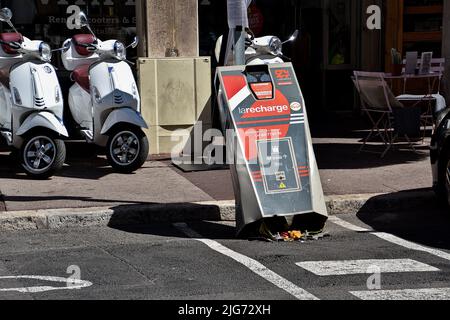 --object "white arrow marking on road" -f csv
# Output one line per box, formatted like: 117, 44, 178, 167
0, 276, 93, 293
173, 223, 319, 301
328, 216, 450, 262
296, 259, 440, 276
350, 288, 450, 300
